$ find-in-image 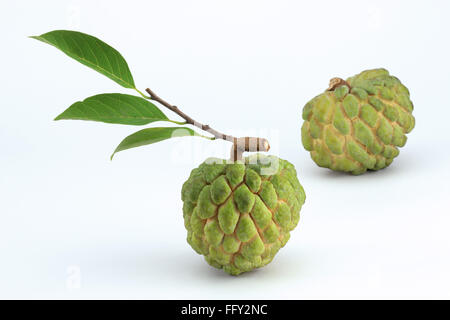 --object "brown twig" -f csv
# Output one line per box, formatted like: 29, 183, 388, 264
145, 88, 270, 161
